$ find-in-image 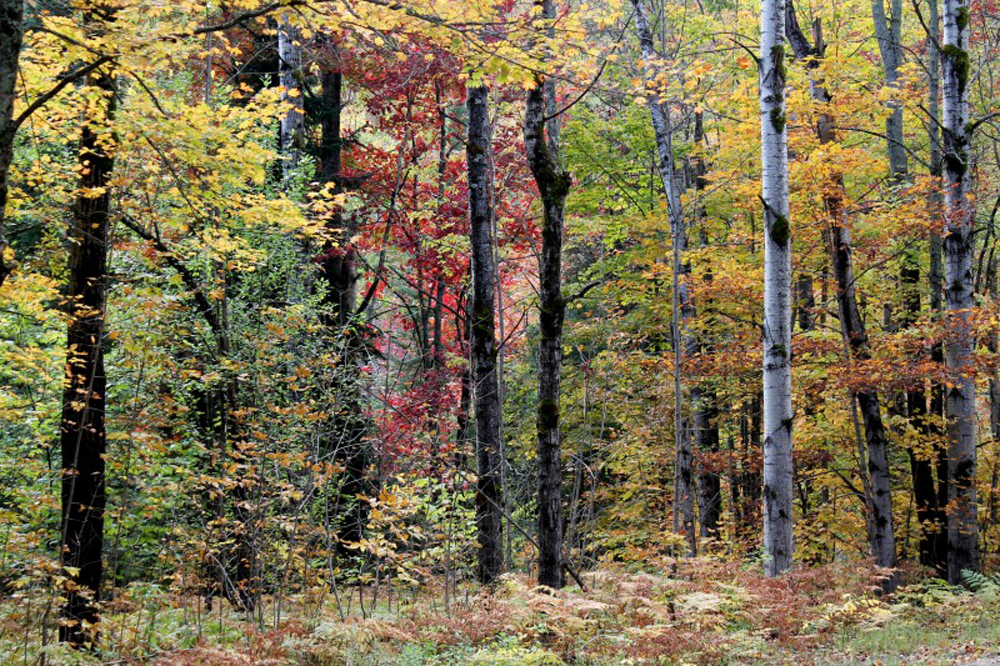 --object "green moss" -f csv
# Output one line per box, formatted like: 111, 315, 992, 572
770, 107, 786, 133
956, 5, 970, 31
770, 213, 790, 247
538, 398, 560, 431
771, 44, 786, 83
941, 44, 969, 96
